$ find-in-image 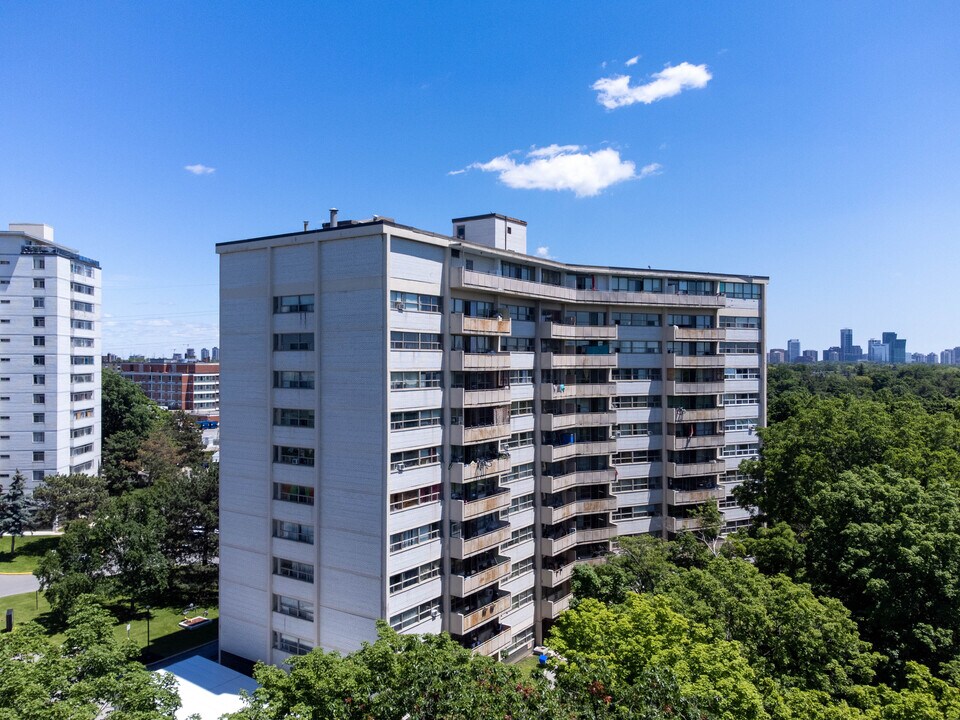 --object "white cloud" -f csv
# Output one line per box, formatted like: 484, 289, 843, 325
638, 163, 662, 178
184, 163, 215, 175
592, 62, 712, 109
625, 55, 640, 66
447, 168, 467, 176
535, 246, 552, 258
460, 145, 652, 198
